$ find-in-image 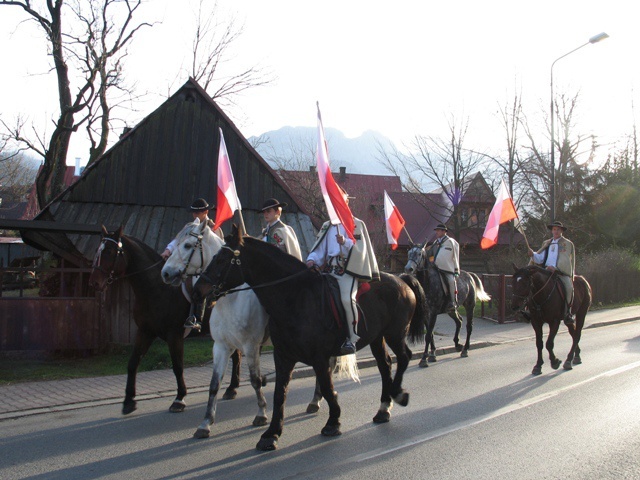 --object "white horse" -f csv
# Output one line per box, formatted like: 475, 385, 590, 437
161, 219, 270, 438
